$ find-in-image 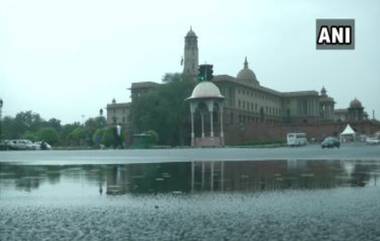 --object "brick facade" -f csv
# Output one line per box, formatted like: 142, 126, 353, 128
224, 120, 380, 145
